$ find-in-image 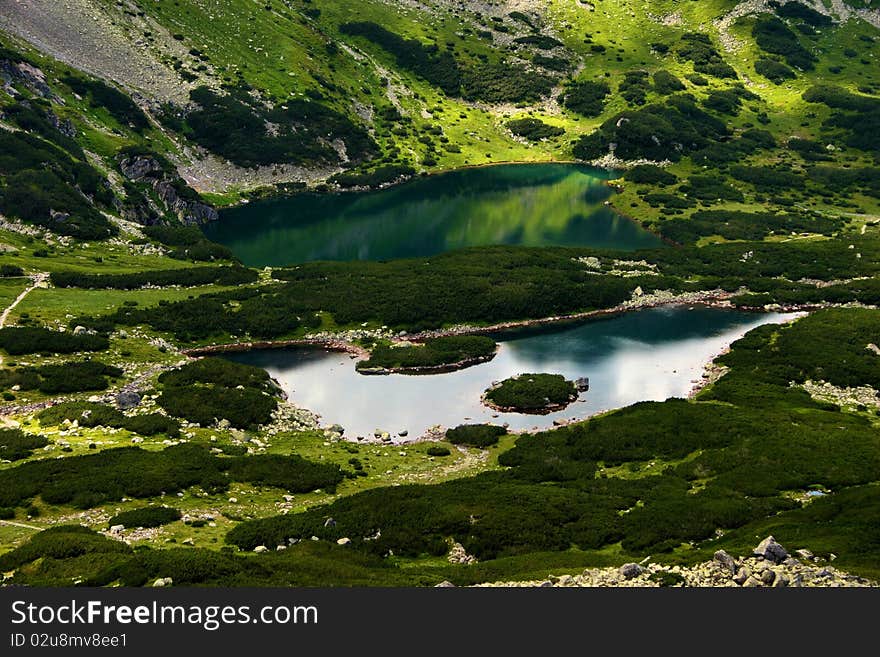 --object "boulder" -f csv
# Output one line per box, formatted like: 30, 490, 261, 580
753, 535, 788, 564
337, 537, 351, 546
253, 545, 268, 553
761, 569, 776, 586
115, 390, 142, 410
733, 568, 750, 585
434, 580, 456, 588
713, 550, 737, 574
619, 563, 644, 580
109, 524, 125, 534
743, 576, 761, 588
